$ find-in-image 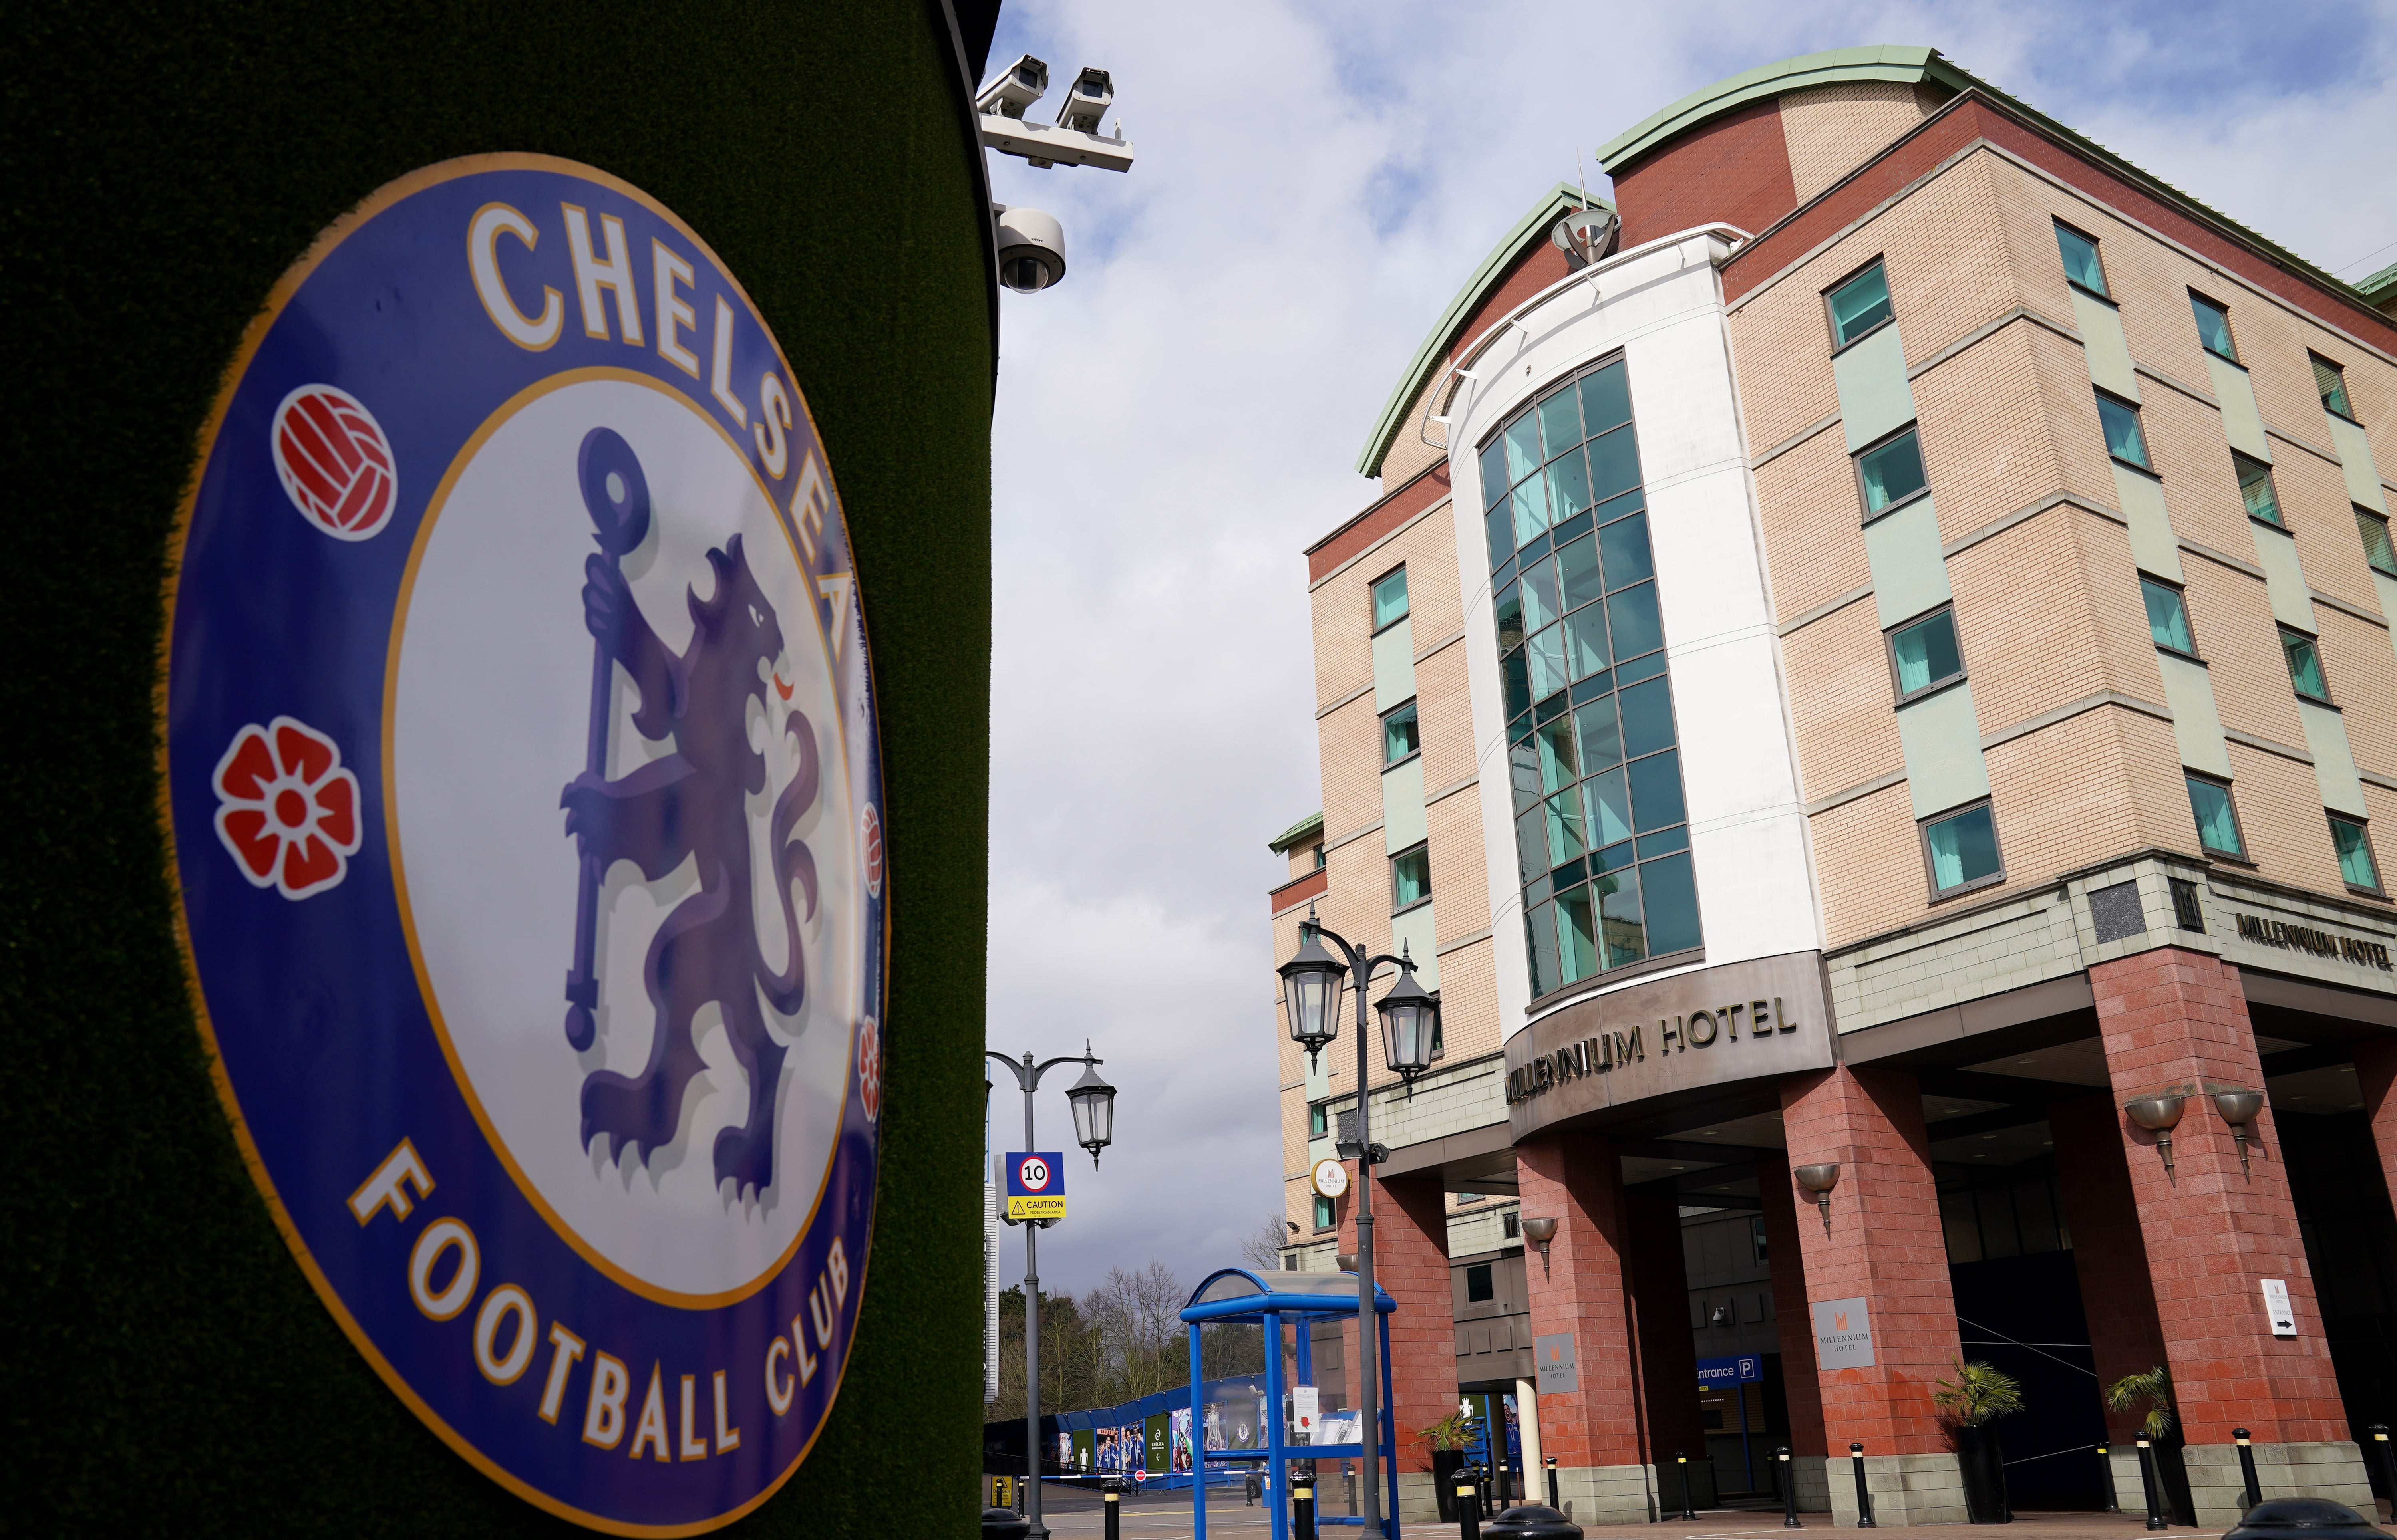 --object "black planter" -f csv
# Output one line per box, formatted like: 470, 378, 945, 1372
1434, 1449, 1465, 1521
1957, 1424, 2012, 1524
